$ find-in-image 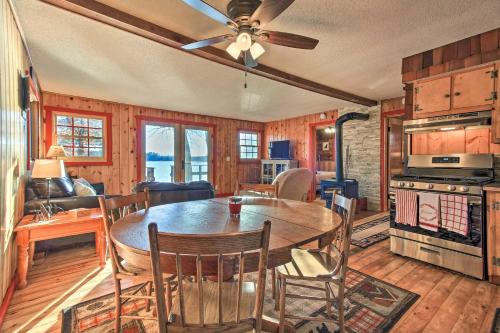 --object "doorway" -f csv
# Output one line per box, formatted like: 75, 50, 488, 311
138, 119, 213, 184
387, 117, 404, 180
380, 111, 405, 211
